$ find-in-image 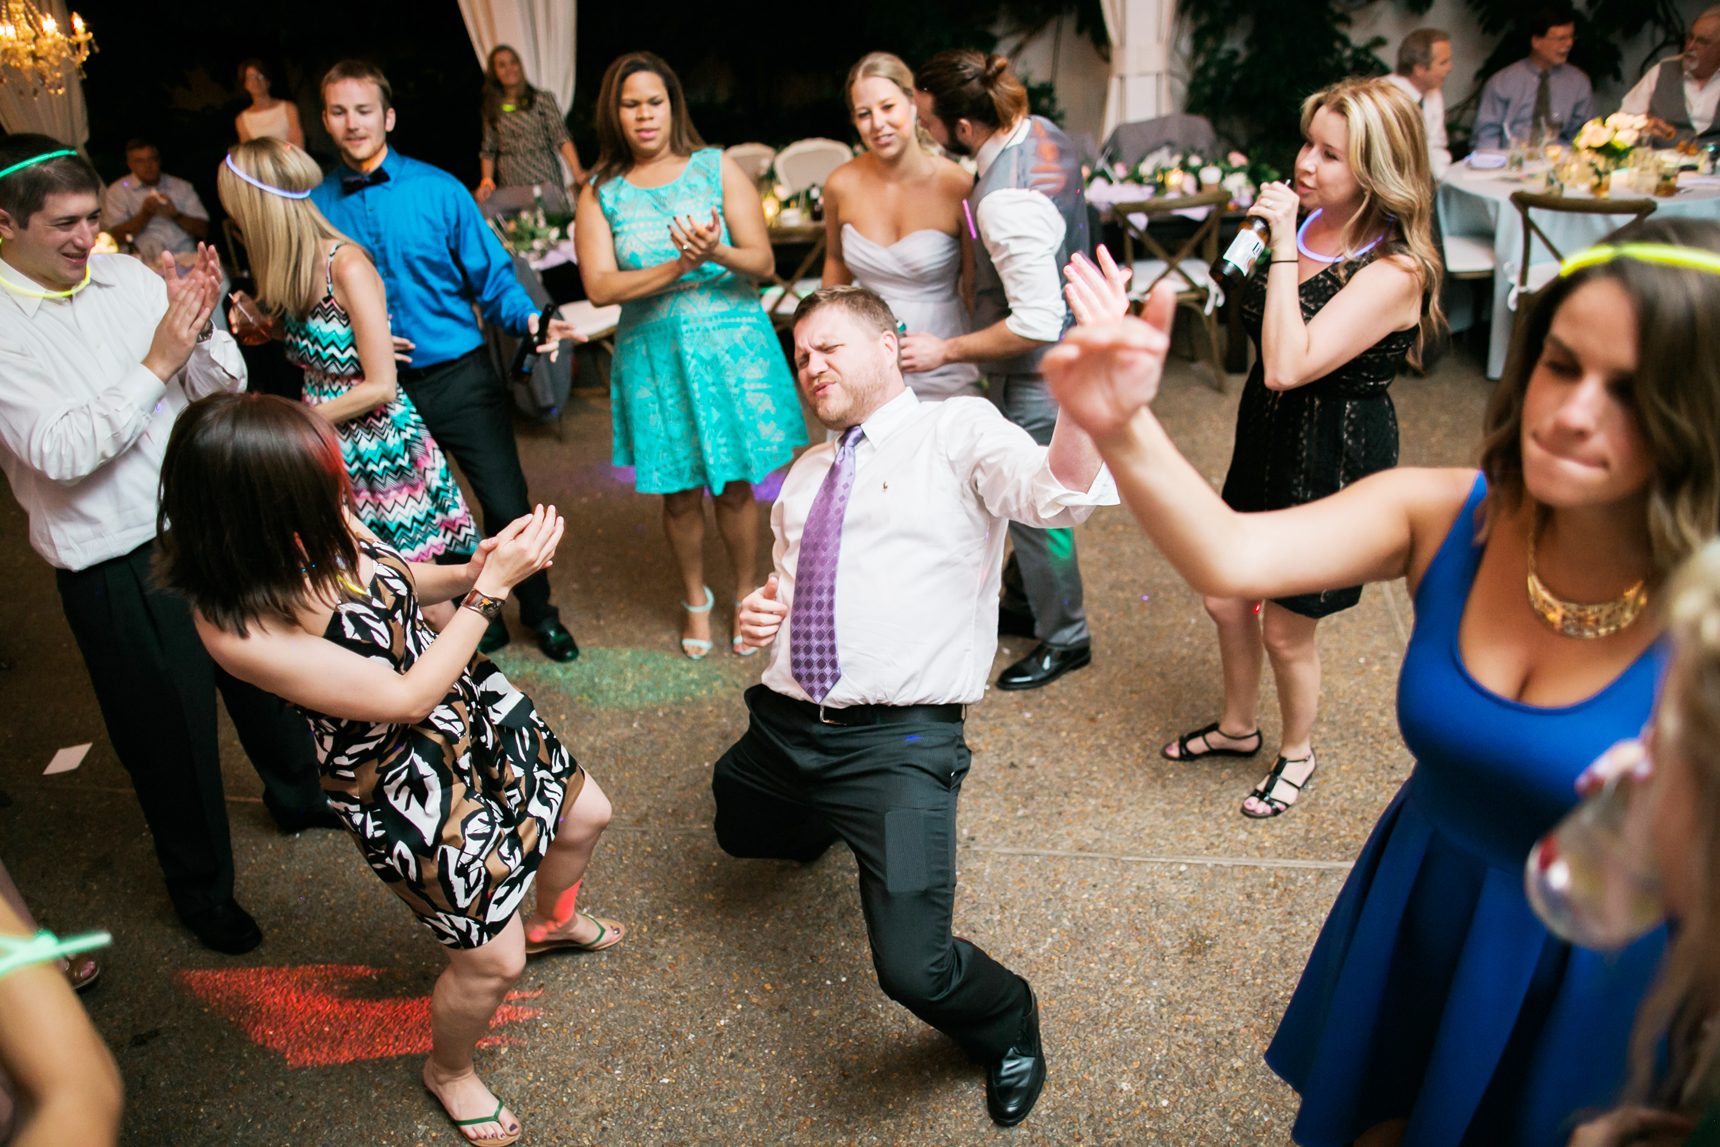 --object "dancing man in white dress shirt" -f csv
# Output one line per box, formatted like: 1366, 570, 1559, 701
0, 134, 330, 955
717, 285, 1117, 1126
